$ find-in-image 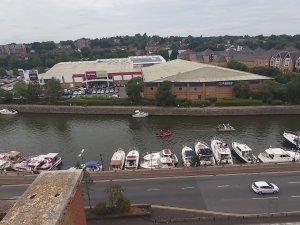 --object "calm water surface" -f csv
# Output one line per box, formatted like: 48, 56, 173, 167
0, 113, 299, 169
